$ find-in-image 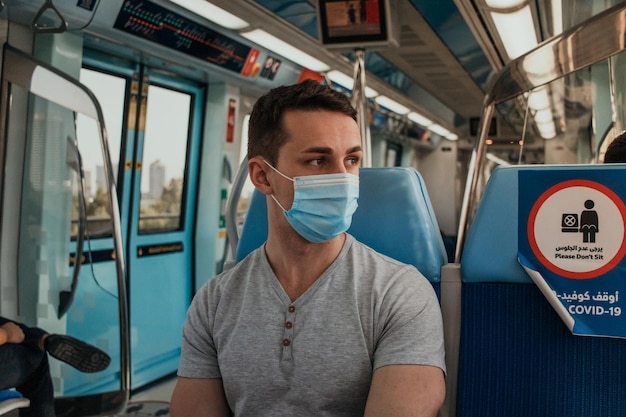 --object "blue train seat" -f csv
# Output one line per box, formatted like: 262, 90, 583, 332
457, 164, 626, 416
0, 390, 29, 417
236, 167, 448, 287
